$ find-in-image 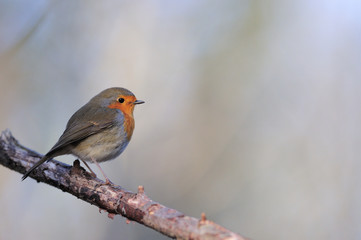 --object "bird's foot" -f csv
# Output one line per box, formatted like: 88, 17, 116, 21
104, 178, 114, 185
94, 178, 115, 188
89, 172, 97, 178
